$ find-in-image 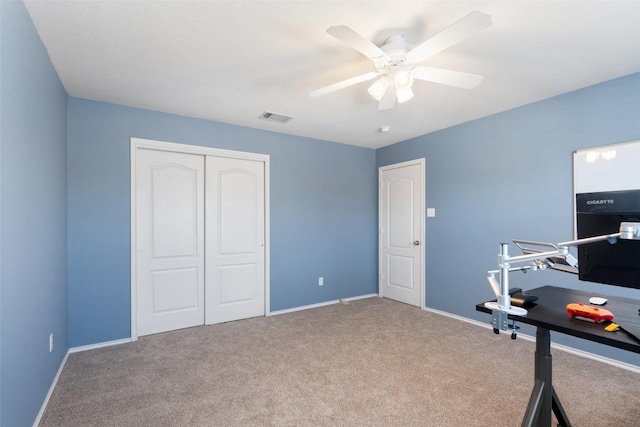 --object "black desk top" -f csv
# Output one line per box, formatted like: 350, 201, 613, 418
476, 285, 640, 354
